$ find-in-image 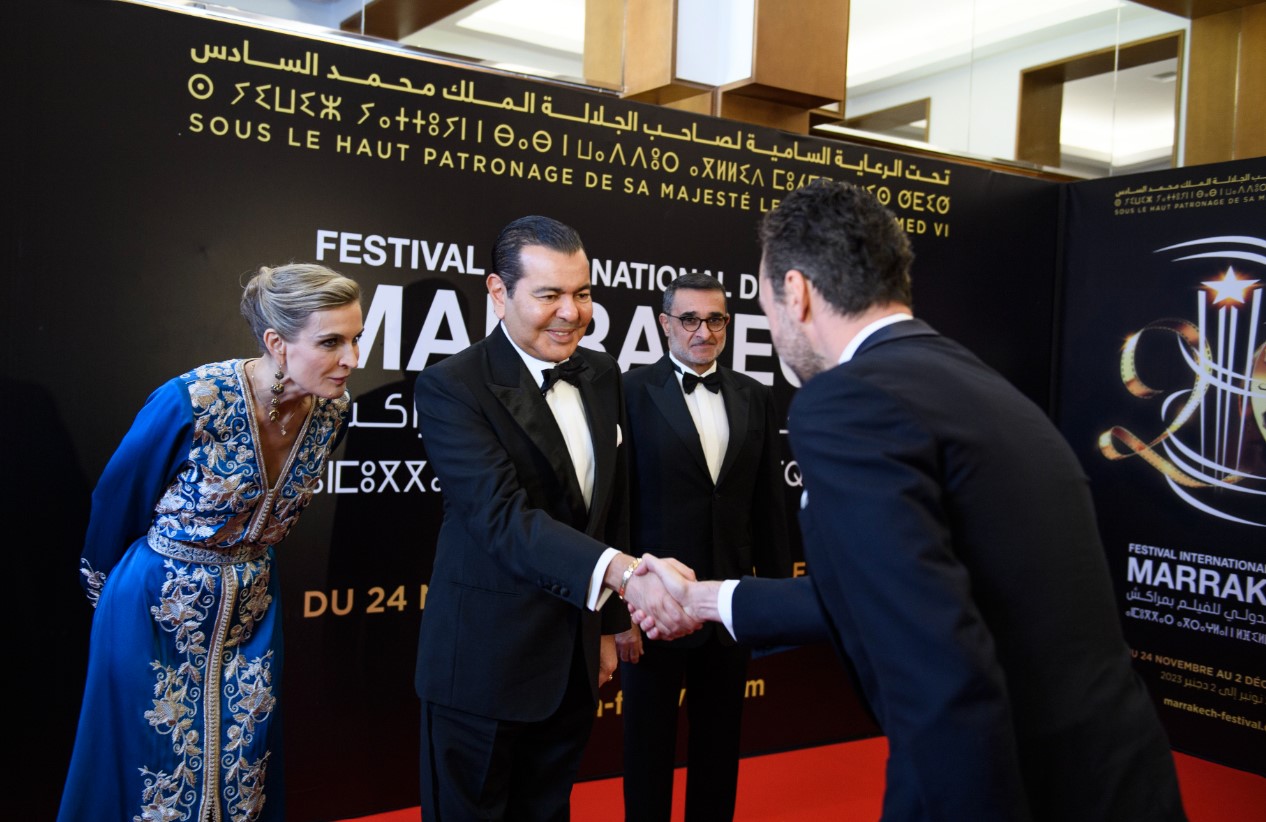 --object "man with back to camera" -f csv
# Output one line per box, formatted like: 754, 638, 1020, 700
631, 180, 1187, 821
412, 215, 699, 821
617, 272, 792, 821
